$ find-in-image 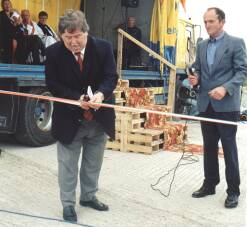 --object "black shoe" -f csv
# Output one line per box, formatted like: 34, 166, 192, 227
80, 197, 109, 211
192, 185, 215, 198
63, 206, 77, 222
224, 195, 239, 208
